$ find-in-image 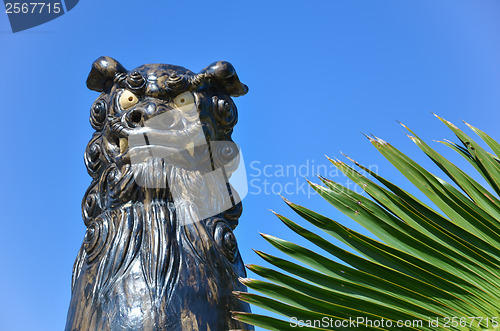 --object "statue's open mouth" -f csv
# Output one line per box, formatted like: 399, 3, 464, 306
127, 143, 195, 164
119, 137, 195, 158
115, 131, 211, 173
110, 116, 207, 169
